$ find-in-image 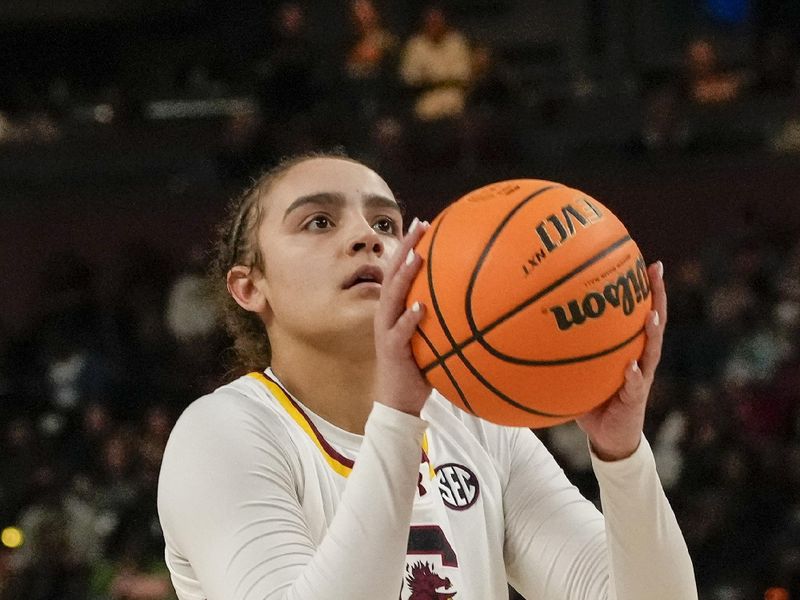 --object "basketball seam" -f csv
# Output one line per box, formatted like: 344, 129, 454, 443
414, 325, 474, 413
422, 206, 476, 415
